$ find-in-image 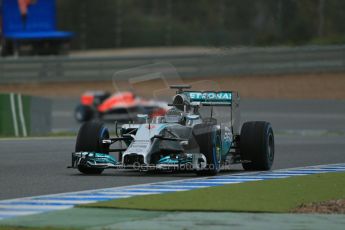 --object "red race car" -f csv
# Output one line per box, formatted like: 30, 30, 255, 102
75, 91, 168, 122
